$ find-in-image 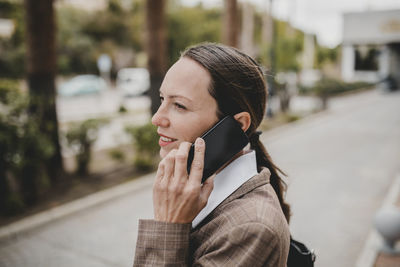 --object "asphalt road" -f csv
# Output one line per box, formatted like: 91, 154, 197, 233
0, 88, 399, 267
264, 89, 400, 266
